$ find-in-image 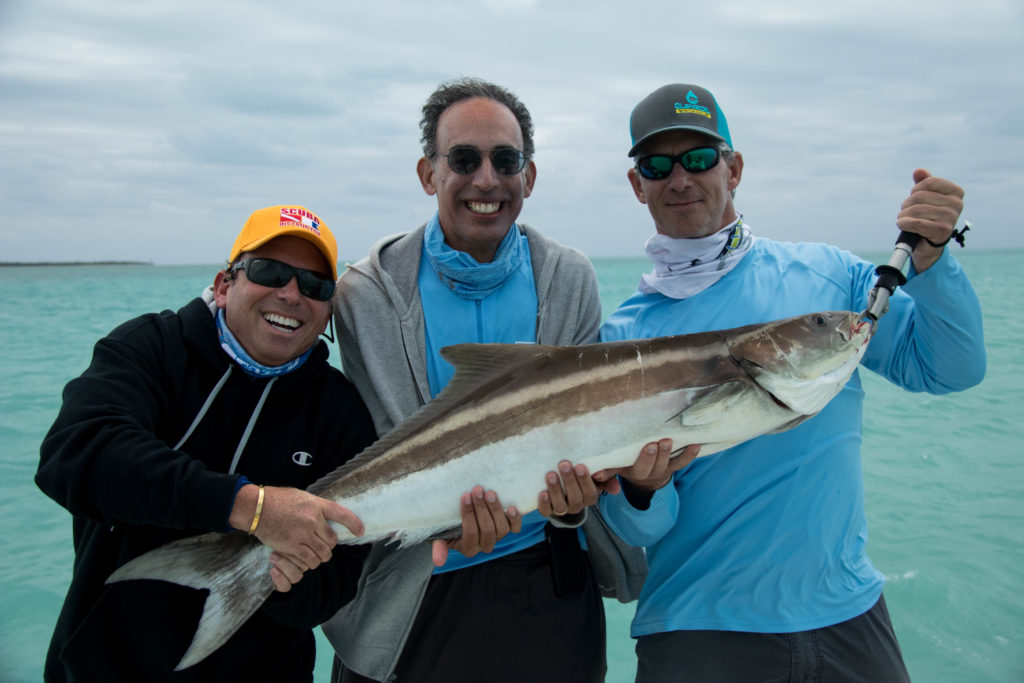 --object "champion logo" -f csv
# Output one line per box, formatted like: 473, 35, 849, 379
292, 451, 314, 466
280, 208, 322, 236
